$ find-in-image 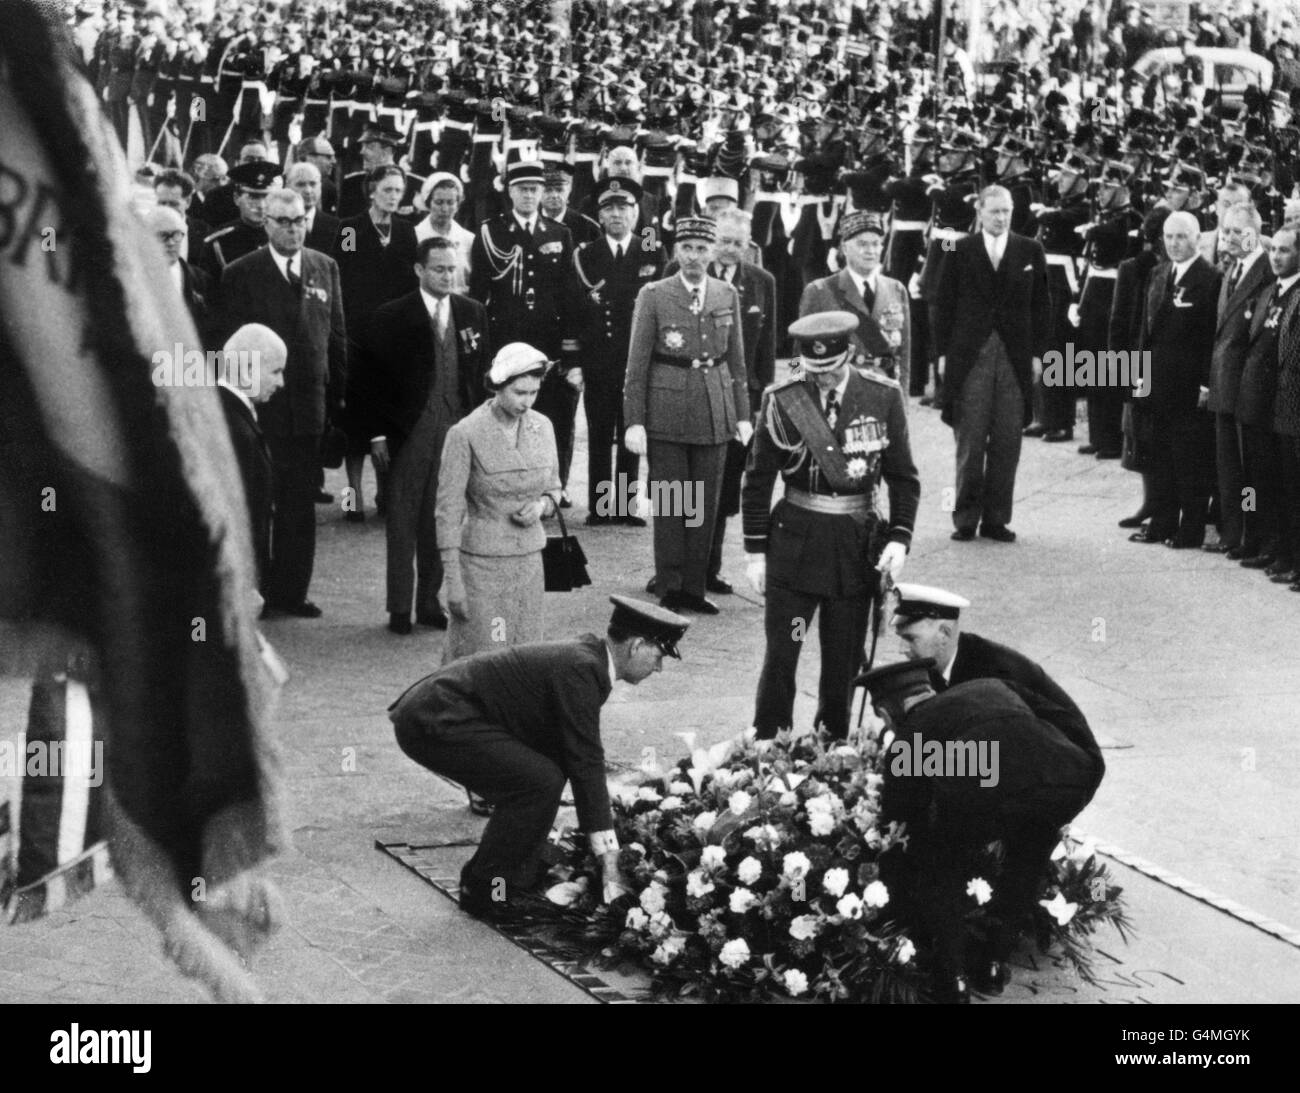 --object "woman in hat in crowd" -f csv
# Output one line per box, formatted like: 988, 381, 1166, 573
413, 172, 475, 293
435, 343, 561, 667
